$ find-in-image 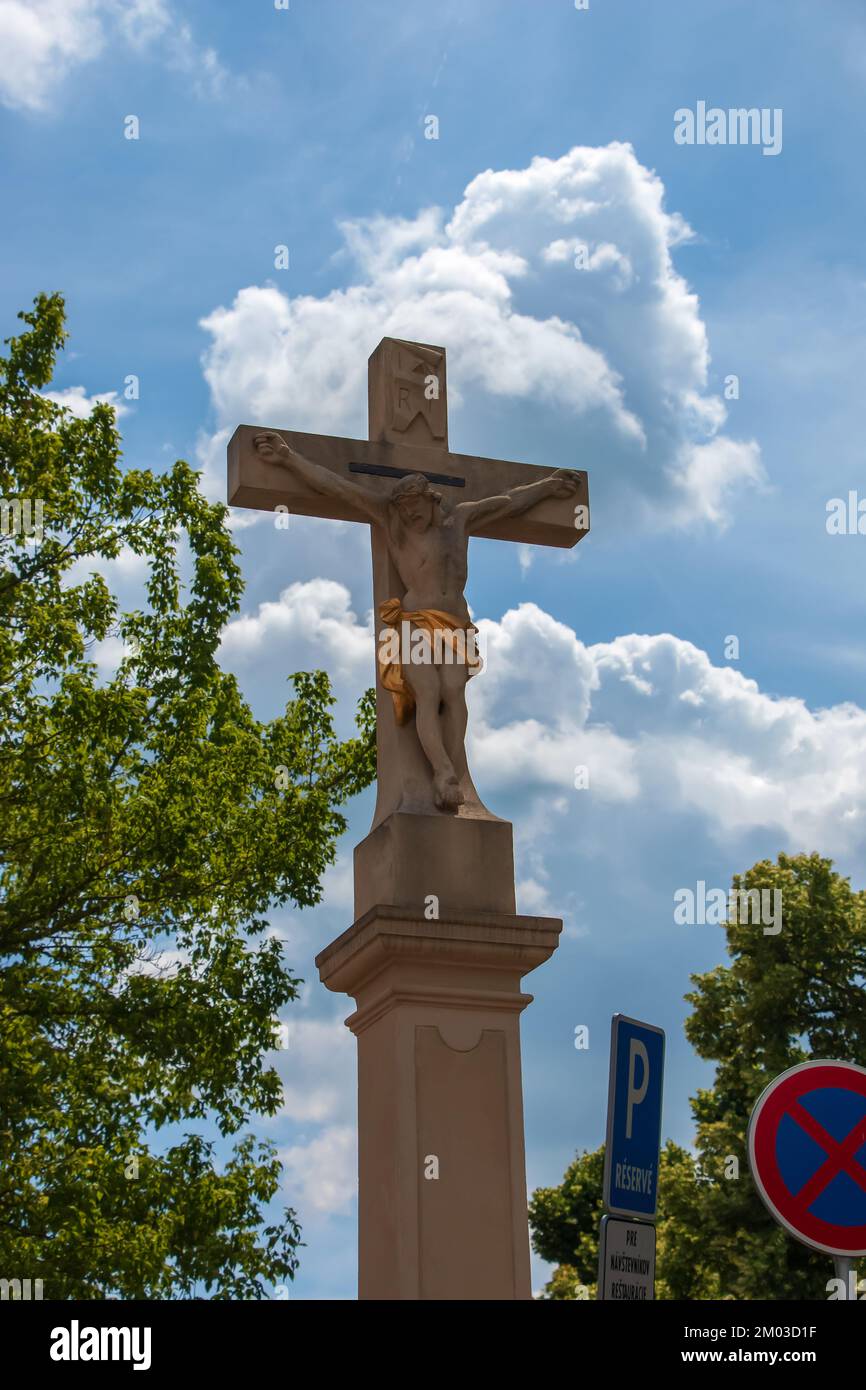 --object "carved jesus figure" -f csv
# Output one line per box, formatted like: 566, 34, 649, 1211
253, 432, 580, 811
